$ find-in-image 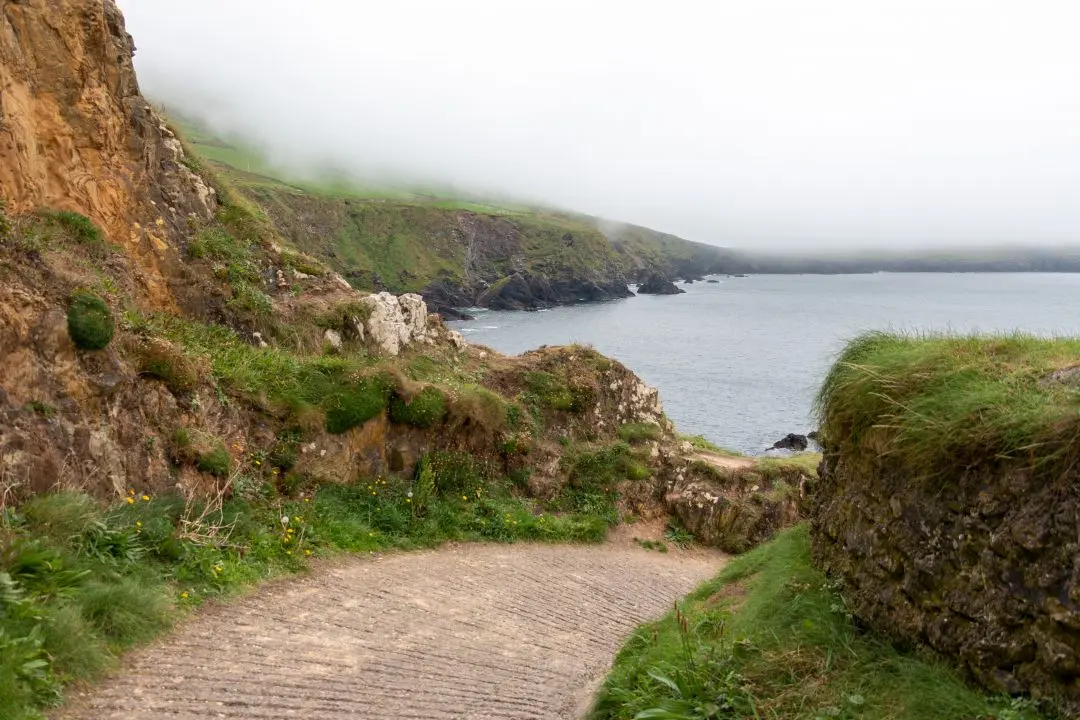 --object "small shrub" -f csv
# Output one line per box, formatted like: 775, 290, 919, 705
196, 444, 231, 478
170, 428, 196, 465
389, 386, 447, 428
324, 374, 392, 434
66, 290, 114, 350
227, 280, 272, 317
